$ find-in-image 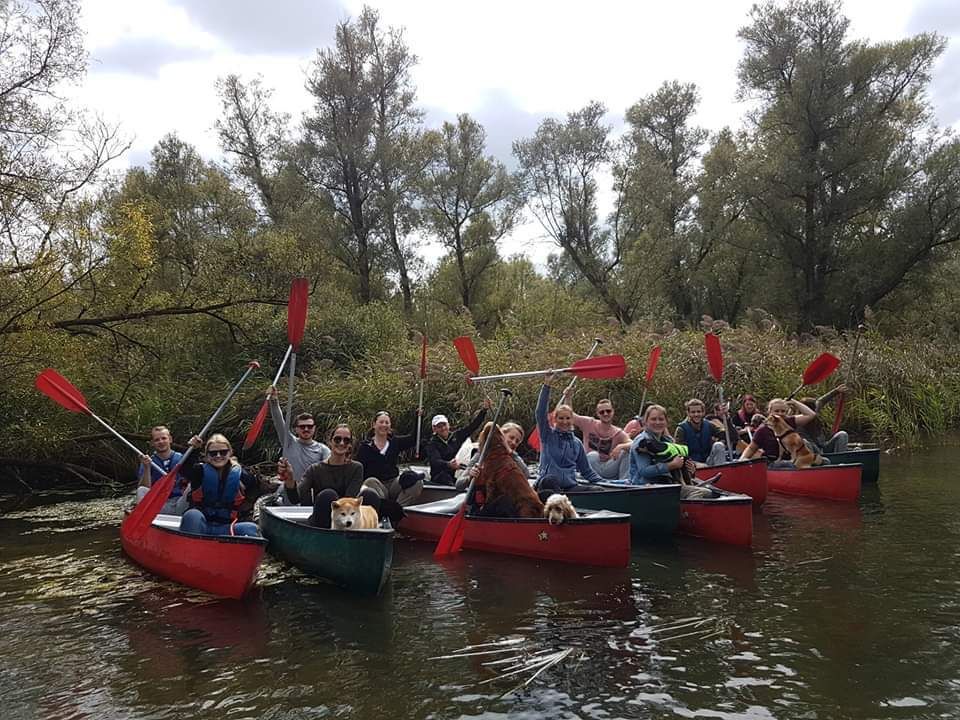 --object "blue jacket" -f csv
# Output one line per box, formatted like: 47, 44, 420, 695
535, 384, 602, 489
628, 430, 677, 485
